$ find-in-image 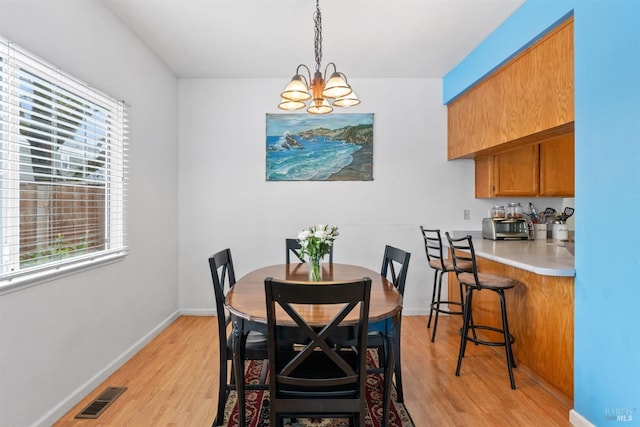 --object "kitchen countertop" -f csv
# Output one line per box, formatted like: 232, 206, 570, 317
445, 231, 575, 277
